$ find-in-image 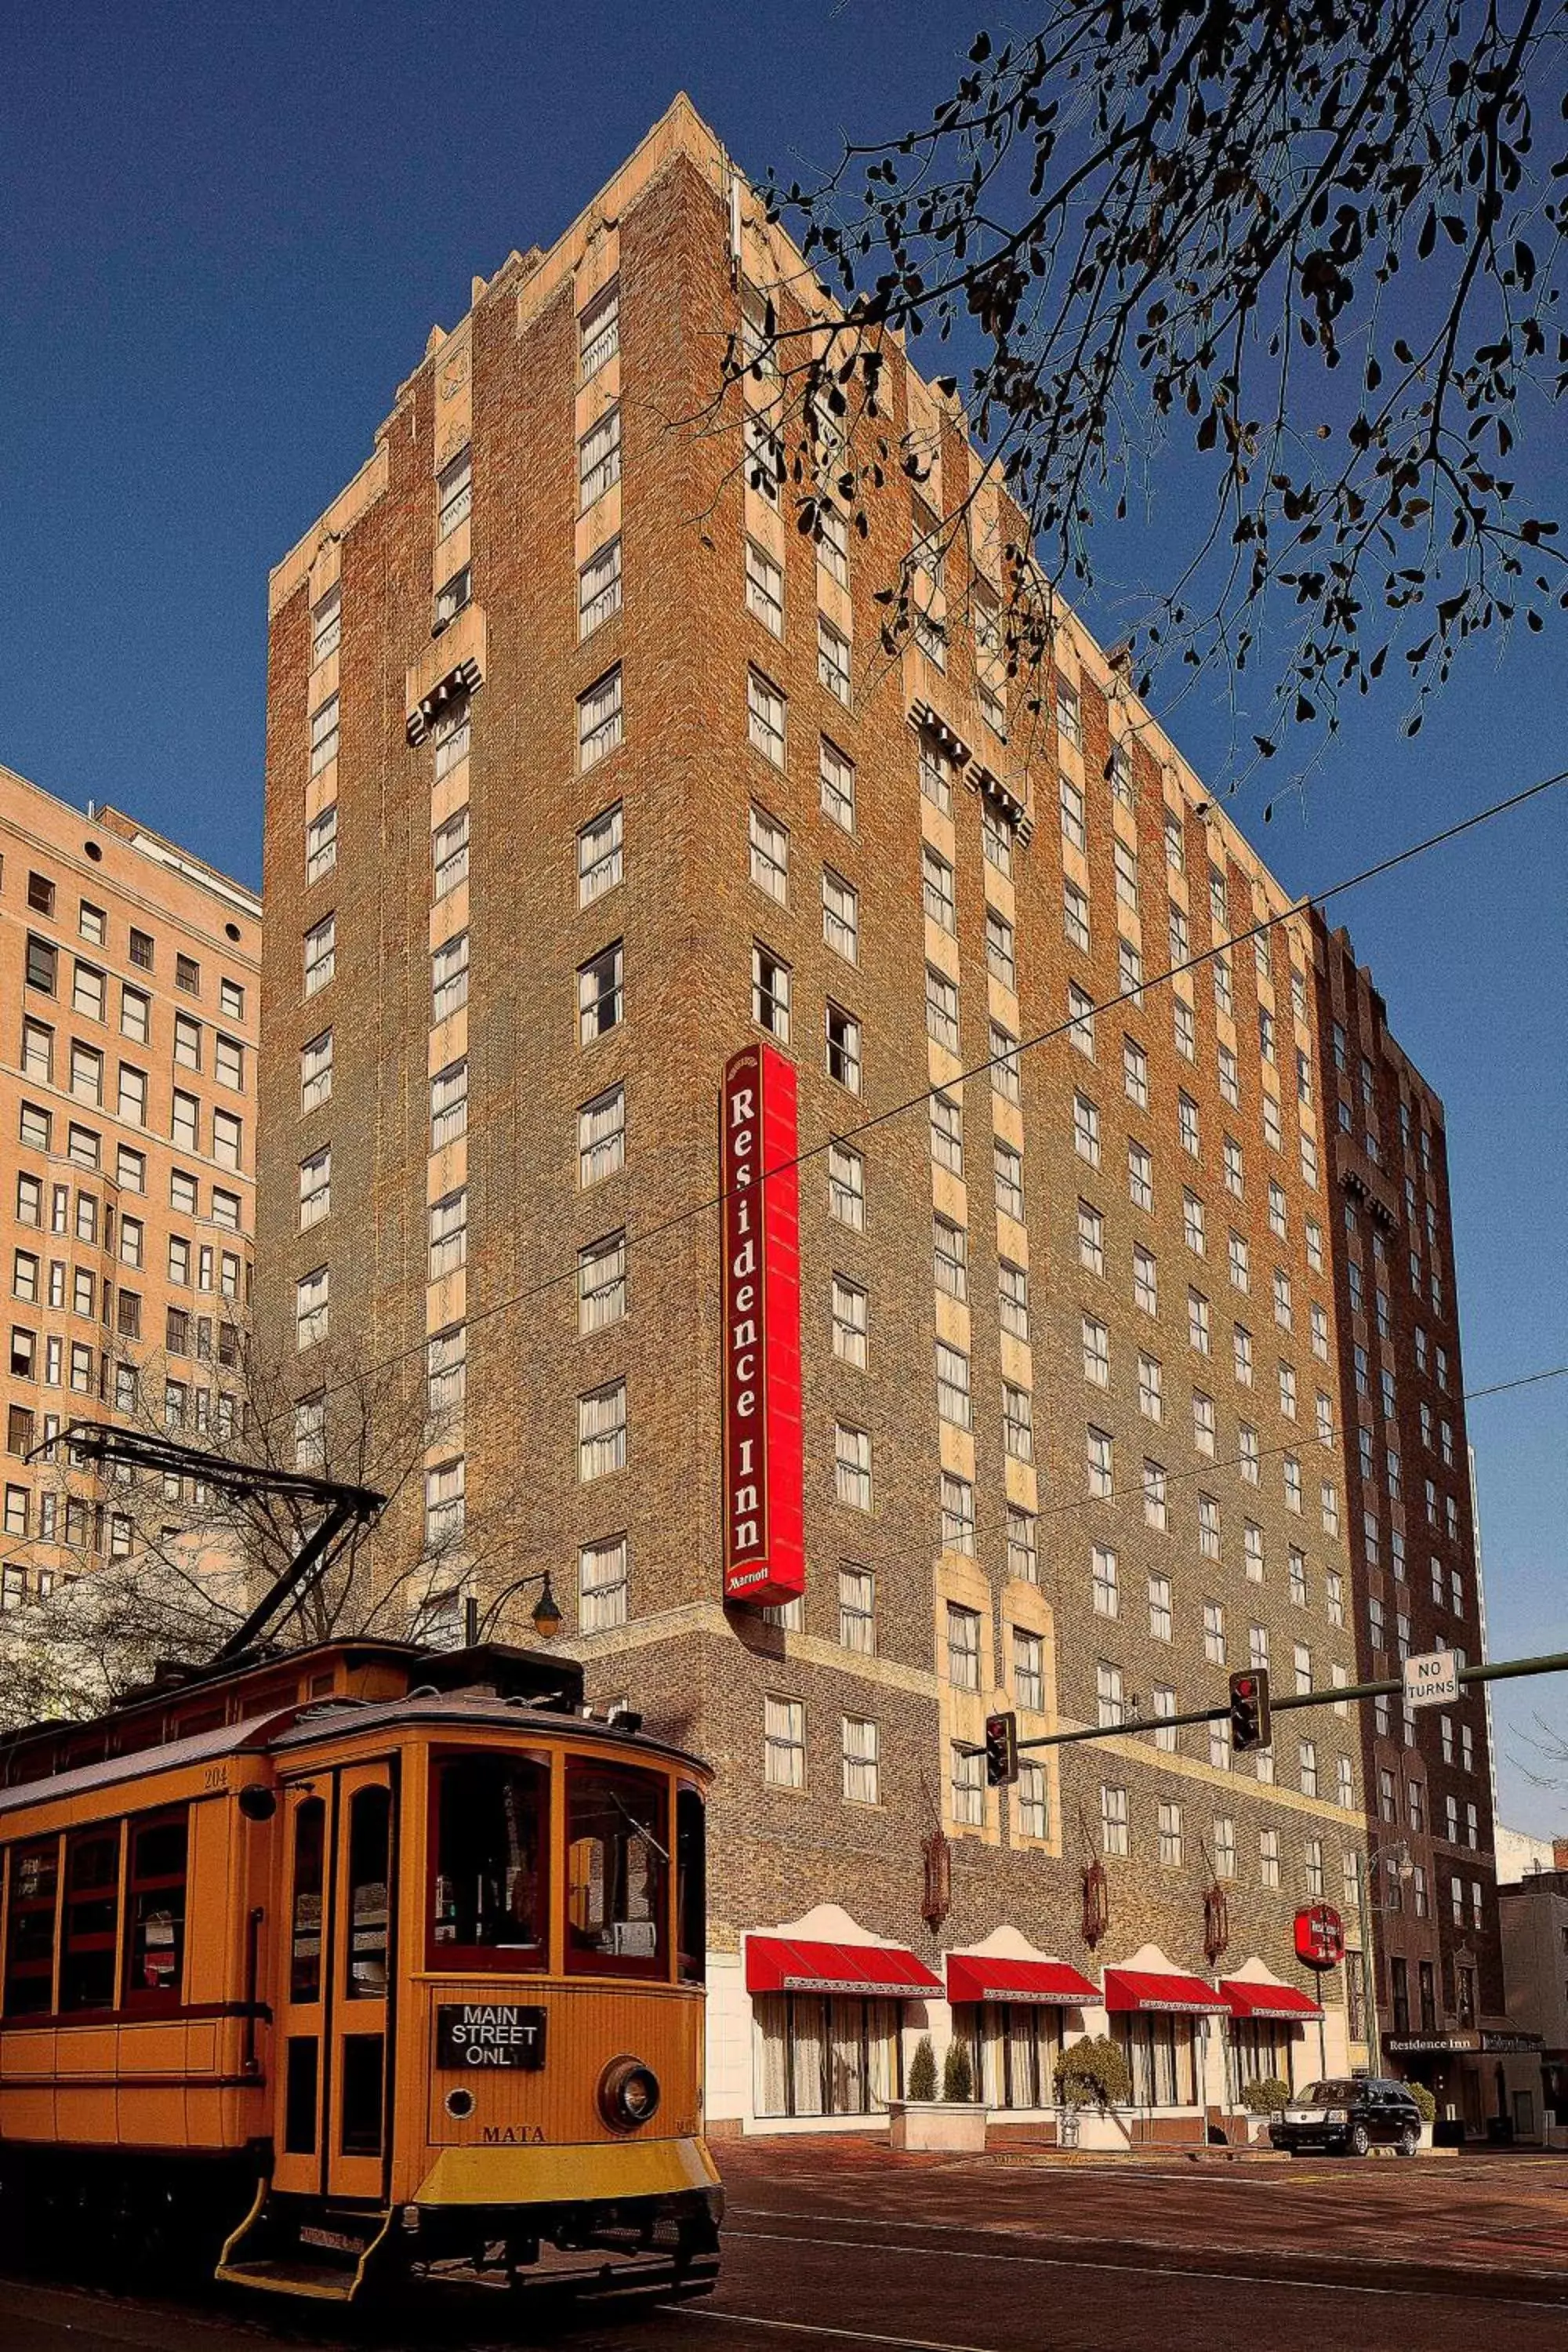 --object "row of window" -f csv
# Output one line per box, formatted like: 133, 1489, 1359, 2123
14, 1087, 245, 1192
22, 952, 246, 1079
16, 870, 244, 1012
16, 1025, 245, 1162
